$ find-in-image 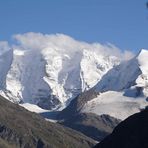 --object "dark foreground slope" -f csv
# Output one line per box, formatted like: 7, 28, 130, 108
59, 113, 120, 141
94, 109, 148, 148
0, 96, 95, 148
